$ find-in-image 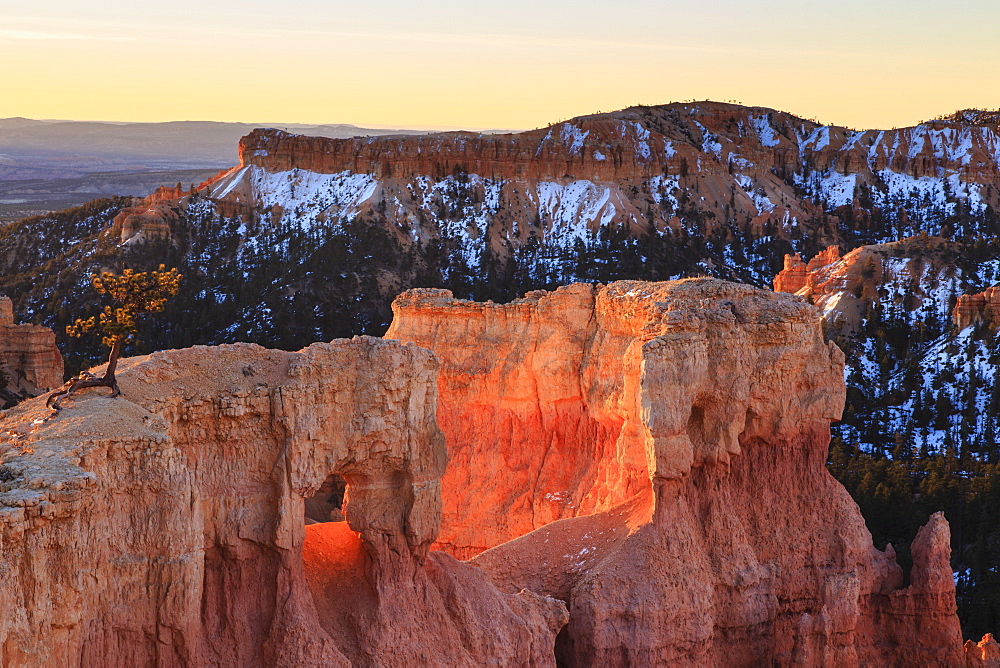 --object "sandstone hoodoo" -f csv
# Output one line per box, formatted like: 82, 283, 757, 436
0, 279, 980, 665
954, 285, 1000, 330
0, 295, 64, 407
772, 235, 967, 337
387, 278, 967, 665
0, 339, 565, 666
